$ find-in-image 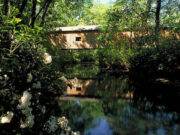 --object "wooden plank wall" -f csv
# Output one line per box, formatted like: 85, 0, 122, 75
47, 30, 180, 49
